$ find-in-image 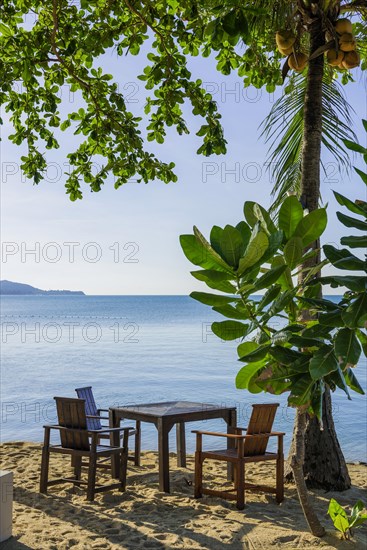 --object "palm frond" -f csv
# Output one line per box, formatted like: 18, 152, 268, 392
260, 72, 357, 213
